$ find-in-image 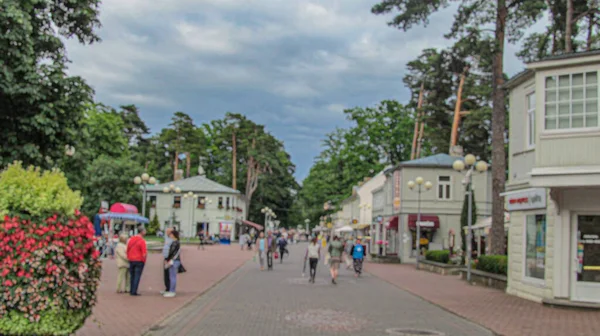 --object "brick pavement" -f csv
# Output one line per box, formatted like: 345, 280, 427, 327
146, 244, 492, 336
367, 263, 600, 336
77, 244, 252, 336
